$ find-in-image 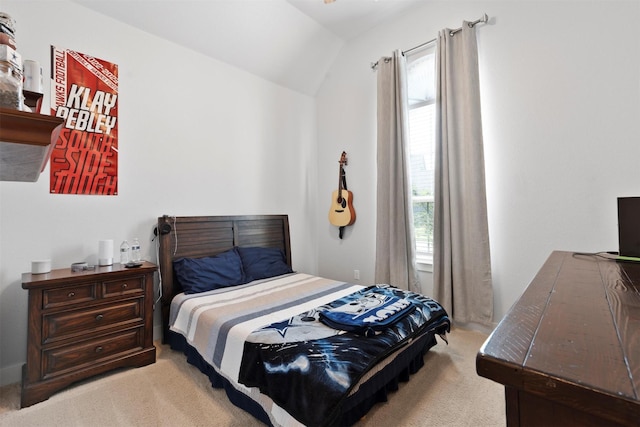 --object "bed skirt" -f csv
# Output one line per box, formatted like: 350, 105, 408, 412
167, 329, 441, 426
